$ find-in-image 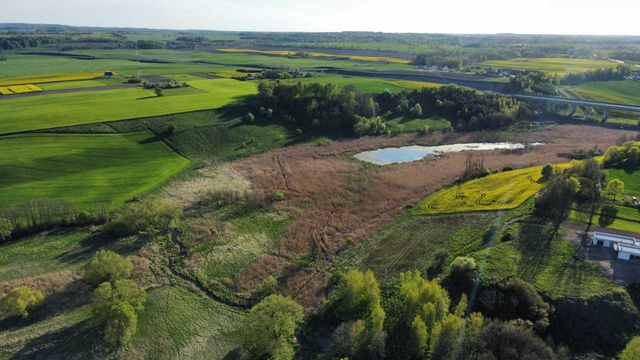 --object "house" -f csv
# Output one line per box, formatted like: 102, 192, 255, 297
246, 74, 255, 80
104, 71, 114, 79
